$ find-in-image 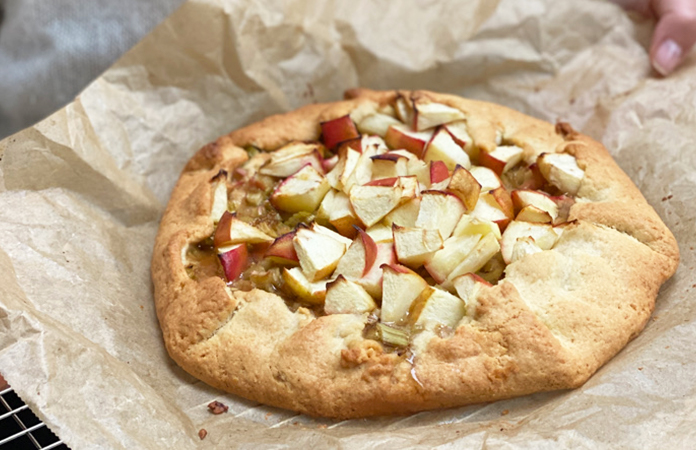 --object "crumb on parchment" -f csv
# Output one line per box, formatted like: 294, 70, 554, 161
207, 401, 229, 414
